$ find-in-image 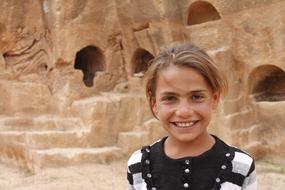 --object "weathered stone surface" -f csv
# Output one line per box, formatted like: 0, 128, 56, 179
118, 131, 147, 154
71, 93, 149, 147
31, 146, 122, 168
0, 54, 5, 70
0, 81, 51, 115
249, 102, 285, 161
0, 116, 86, 131
140, 119, 167, 145
0, 0, 285, 168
